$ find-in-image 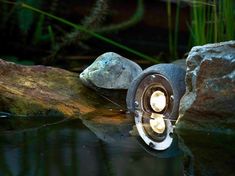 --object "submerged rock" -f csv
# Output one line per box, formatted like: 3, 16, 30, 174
177, 41, 235, 132
79, 52, 142, 89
